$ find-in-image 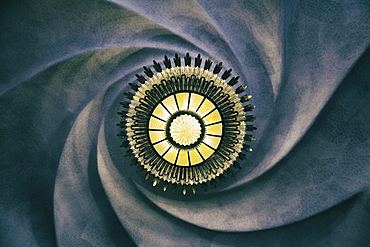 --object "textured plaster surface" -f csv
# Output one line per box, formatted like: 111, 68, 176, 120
1, 0, 369, 246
